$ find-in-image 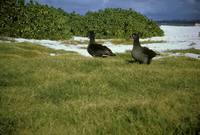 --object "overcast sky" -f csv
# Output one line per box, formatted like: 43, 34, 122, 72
36, 0, 200, 20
